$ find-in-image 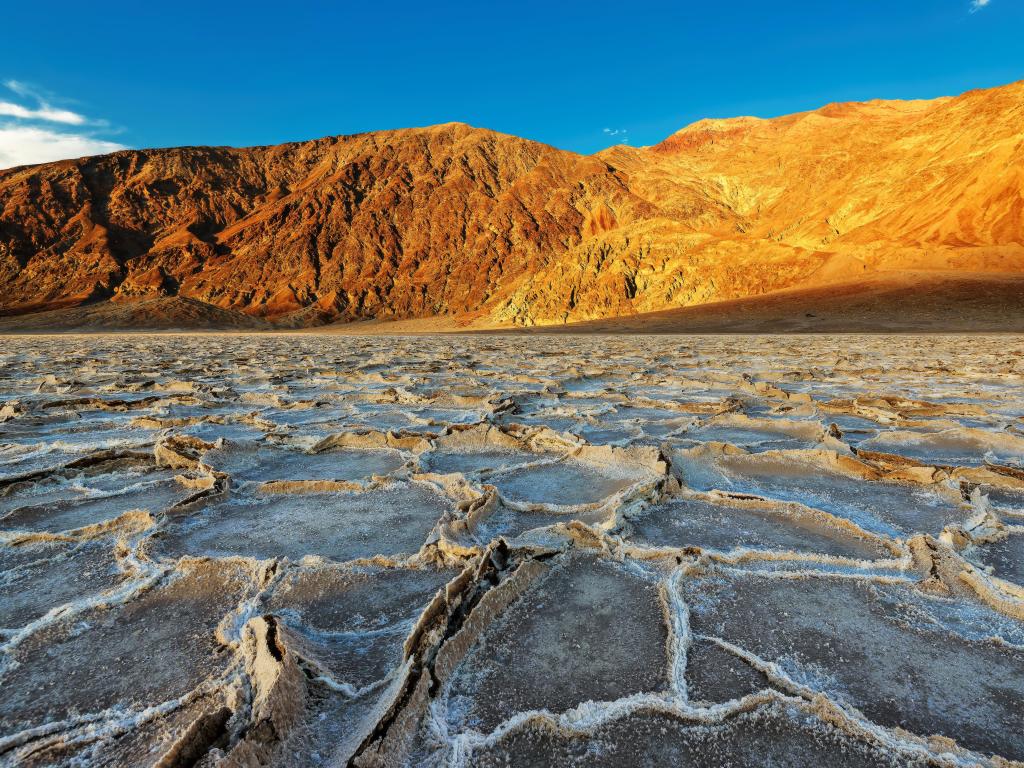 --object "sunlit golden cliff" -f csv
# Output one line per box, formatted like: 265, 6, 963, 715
1, 81, 1021, 327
